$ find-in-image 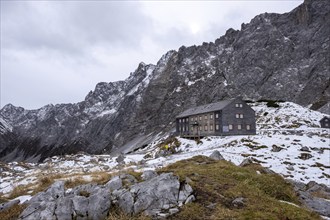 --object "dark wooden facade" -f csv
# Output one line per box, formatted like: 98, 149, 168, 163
176, 98, 256, 137
320, 116, 330, 128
